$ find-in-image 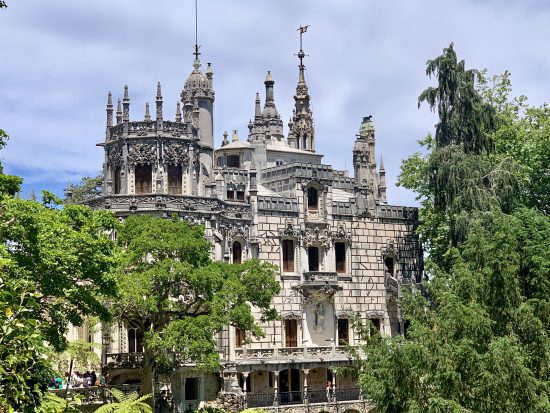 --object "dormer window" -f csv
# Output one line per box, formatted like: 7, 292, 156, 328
307, 187, 318, 211
227, 155, 240, 168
